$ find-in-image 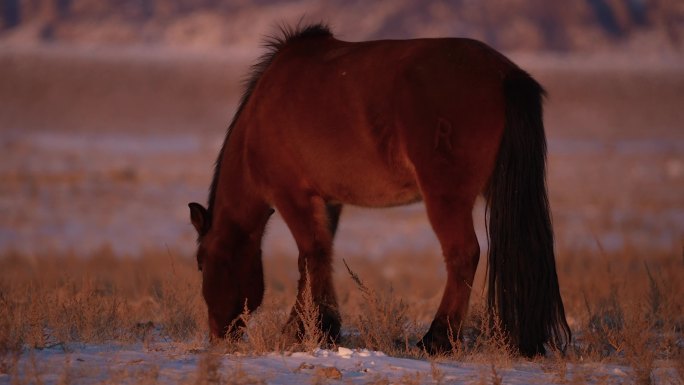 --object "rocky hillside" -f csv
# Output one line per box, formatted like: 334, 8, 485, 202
1, 0, 682, 52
